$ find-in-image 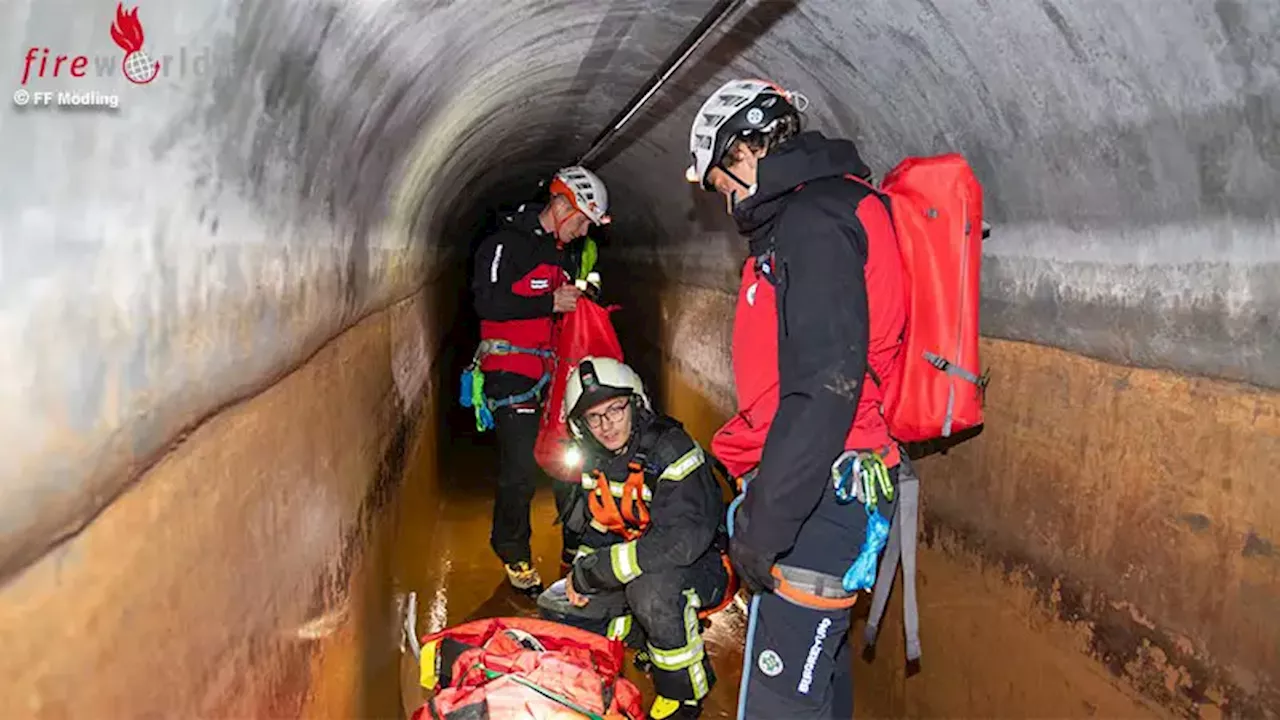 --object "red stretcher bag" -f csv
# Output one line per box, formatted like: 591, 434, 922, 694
414, 616, 644, 720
